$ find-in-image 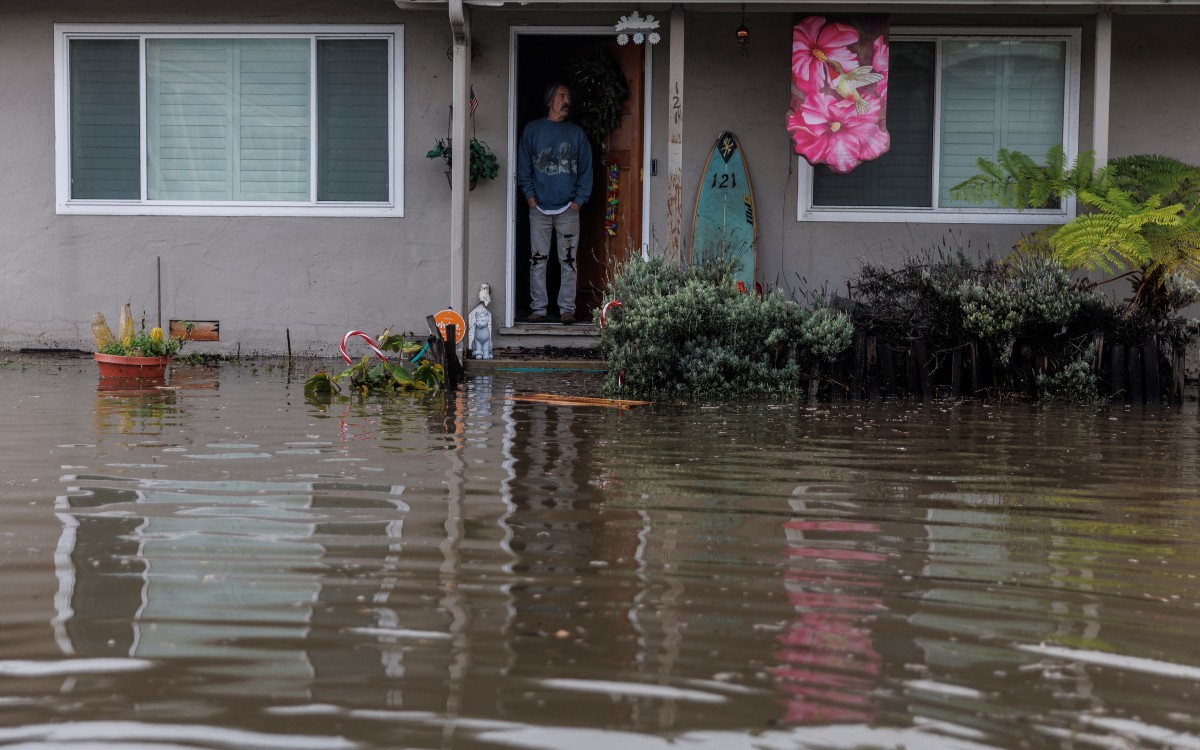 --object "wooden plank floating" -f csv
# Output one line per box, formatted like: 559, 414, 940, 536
510, 394, 653, 408
170, 319, 218, 341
